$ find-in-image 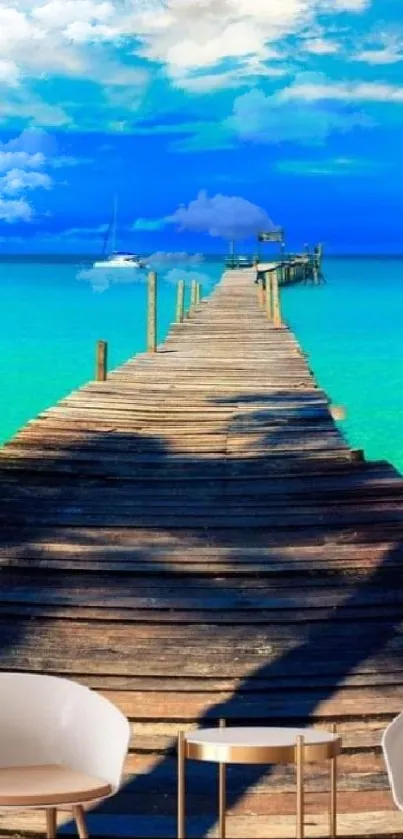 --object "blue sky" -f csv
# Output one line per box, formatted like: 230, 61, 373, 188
0, 0, 402, 253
